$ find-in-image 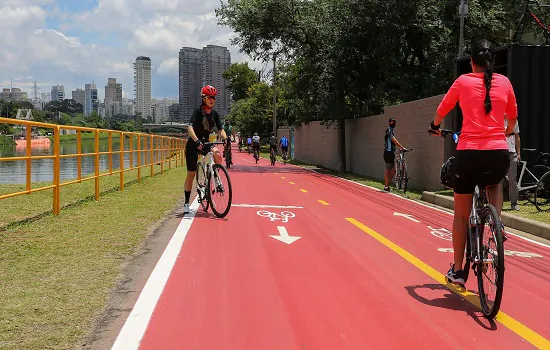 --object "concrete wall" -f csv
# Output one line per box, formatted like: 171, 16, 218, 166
293, 95, 453, 191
